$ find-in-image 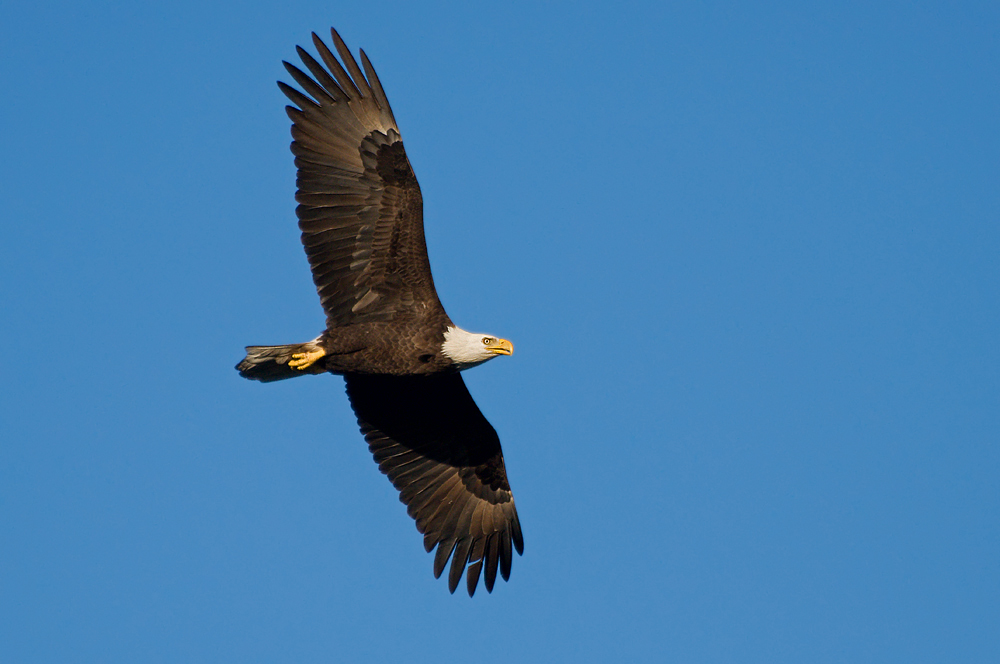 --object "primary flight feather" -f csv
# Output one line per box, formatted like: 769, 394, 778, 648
236, 27, 522, 596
